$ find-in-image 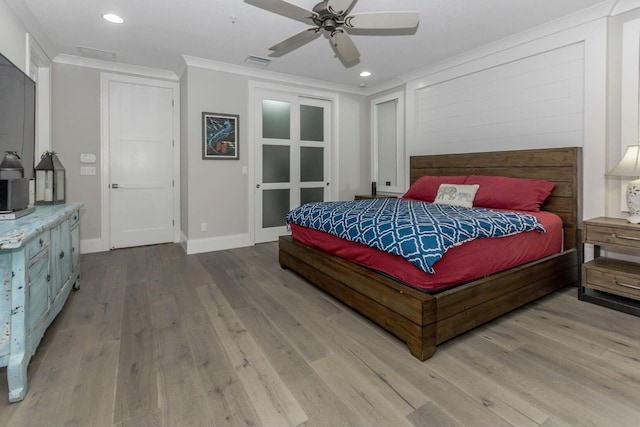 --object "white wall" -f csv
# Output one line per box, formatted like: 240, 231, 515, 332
0, 0, 27, 72
401, 13, 609, 223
